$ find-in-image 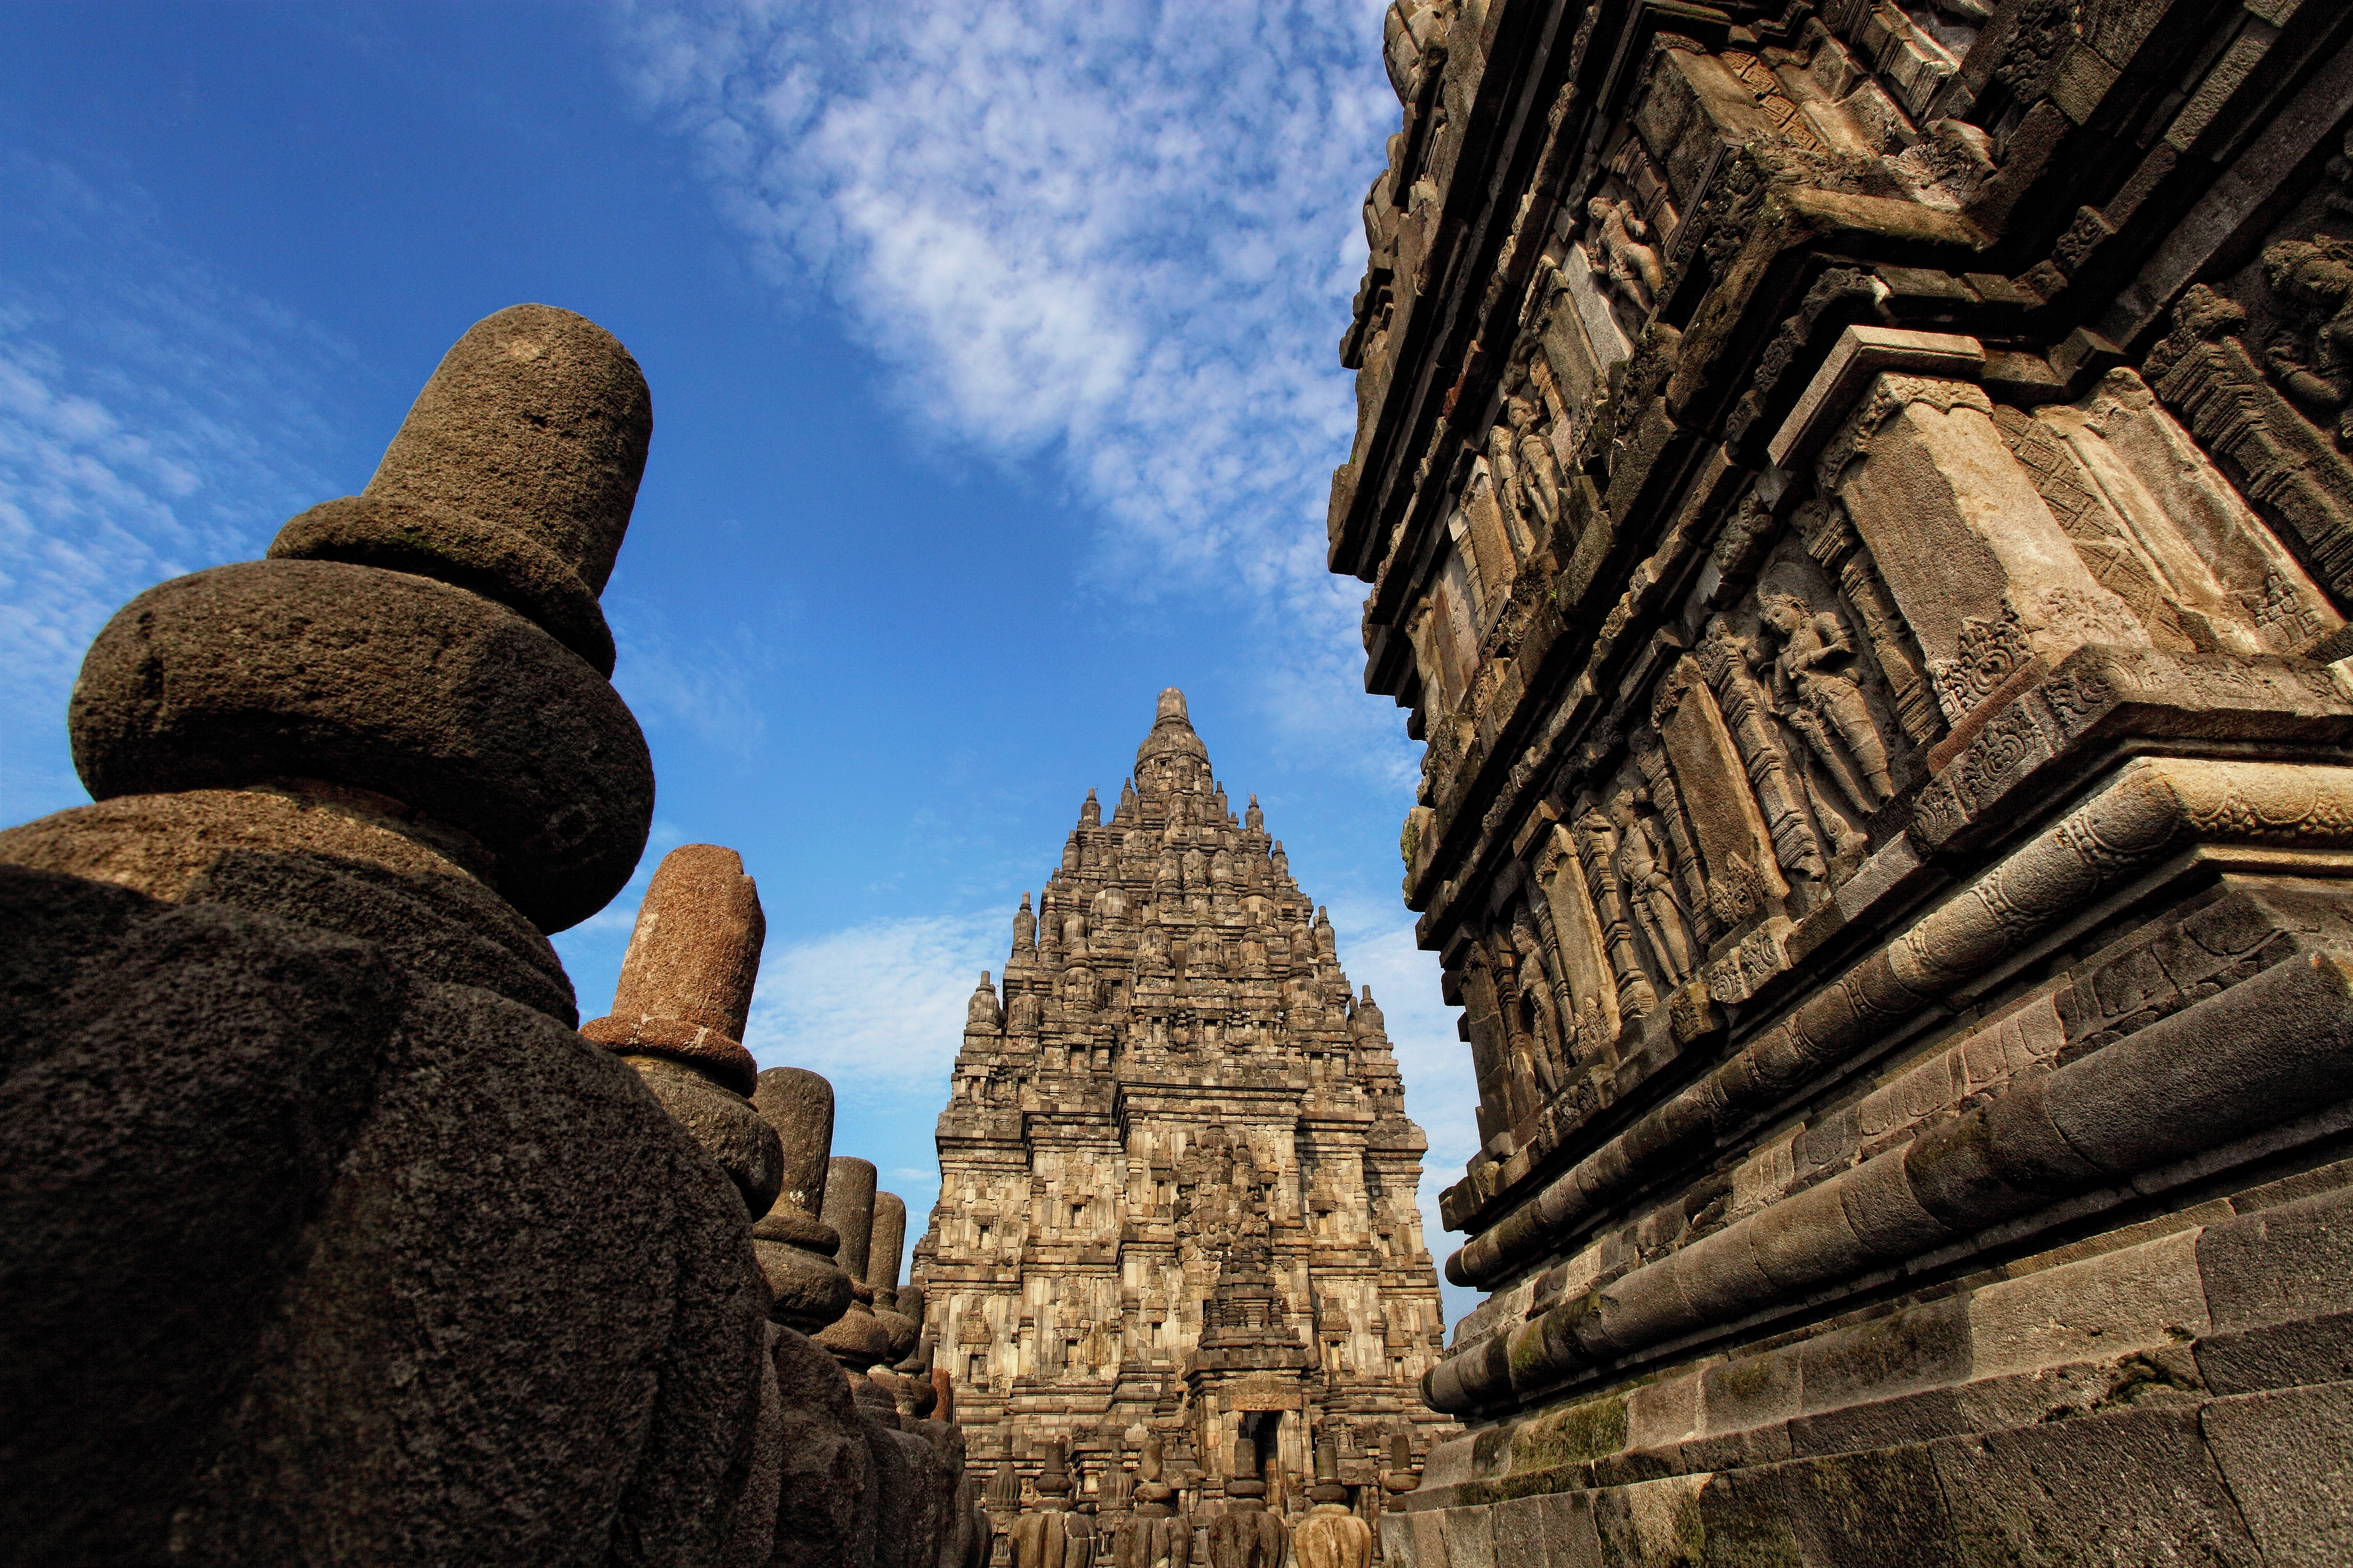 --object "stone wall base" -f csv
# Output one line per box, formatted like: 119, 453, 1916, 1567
1384, 1164, 2353, 1567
